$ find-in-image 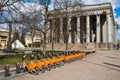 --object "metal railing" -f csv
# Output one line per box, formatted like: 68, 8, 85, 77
0, 64, 27, 80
